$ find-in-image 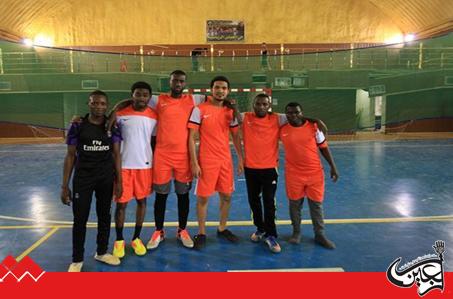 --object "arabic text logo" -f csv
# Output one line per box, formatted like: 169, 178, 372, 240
386, 240, 445, 296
